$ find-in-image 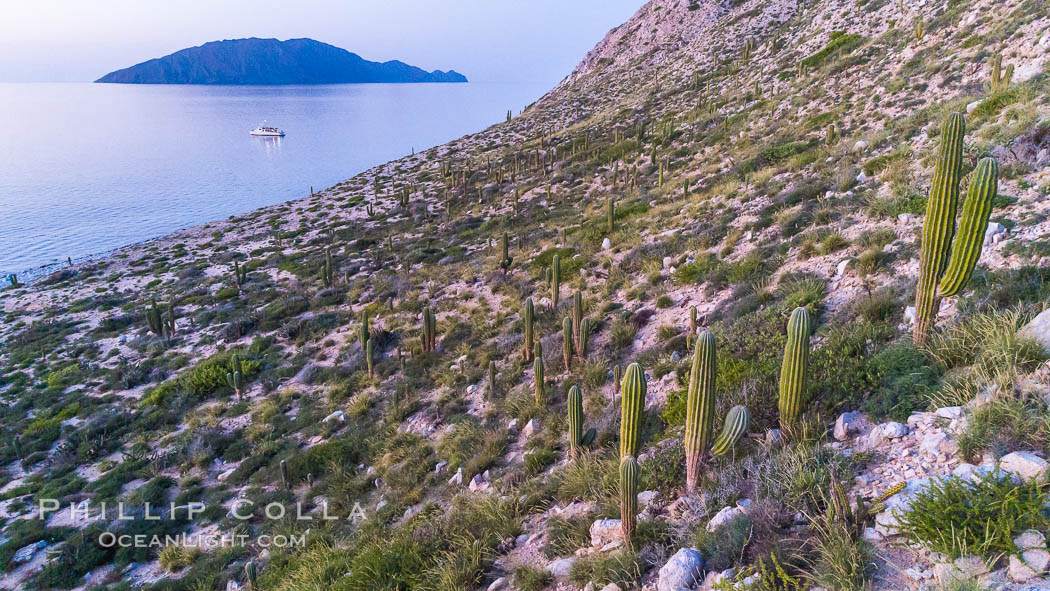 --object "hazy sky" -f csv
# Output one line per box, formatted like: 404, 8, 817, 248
0, 1, 644, 84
